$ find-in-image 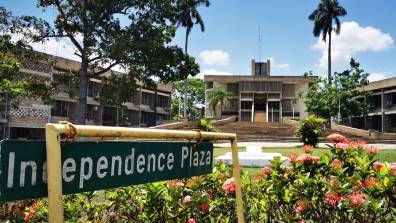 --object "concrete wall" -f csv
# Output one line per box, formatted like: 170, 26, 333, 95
293, 83, 309, 118
331, 121, 396, 140
283, 117, 299, 127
